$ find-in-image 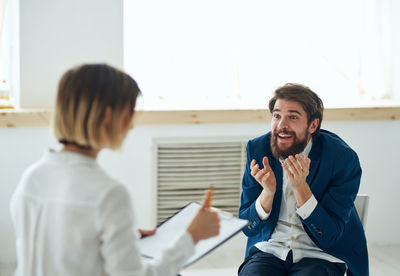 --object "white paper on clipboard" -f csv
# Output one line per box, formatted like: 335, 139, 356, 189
137, 201, 249, 268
